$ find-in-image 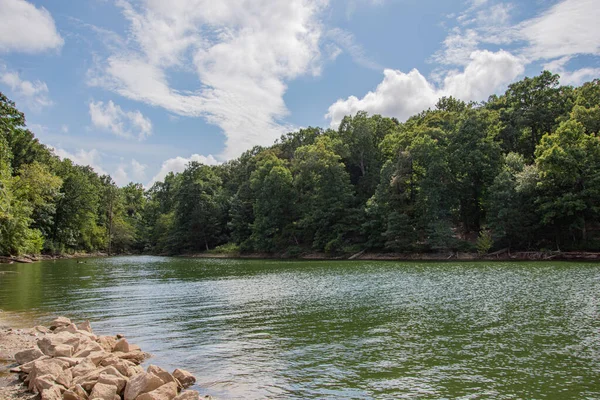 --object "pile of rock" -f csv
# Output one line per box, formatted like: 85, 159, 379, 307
10, 317, 203, 400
